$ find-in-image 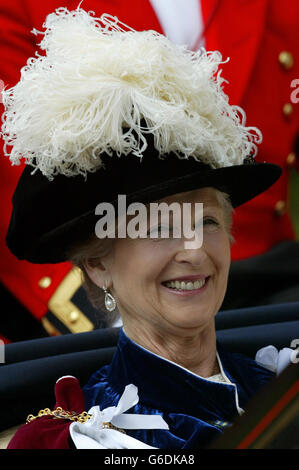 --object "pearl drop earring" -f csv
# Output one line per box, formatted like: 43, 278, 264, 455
102, 286, 117, 312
